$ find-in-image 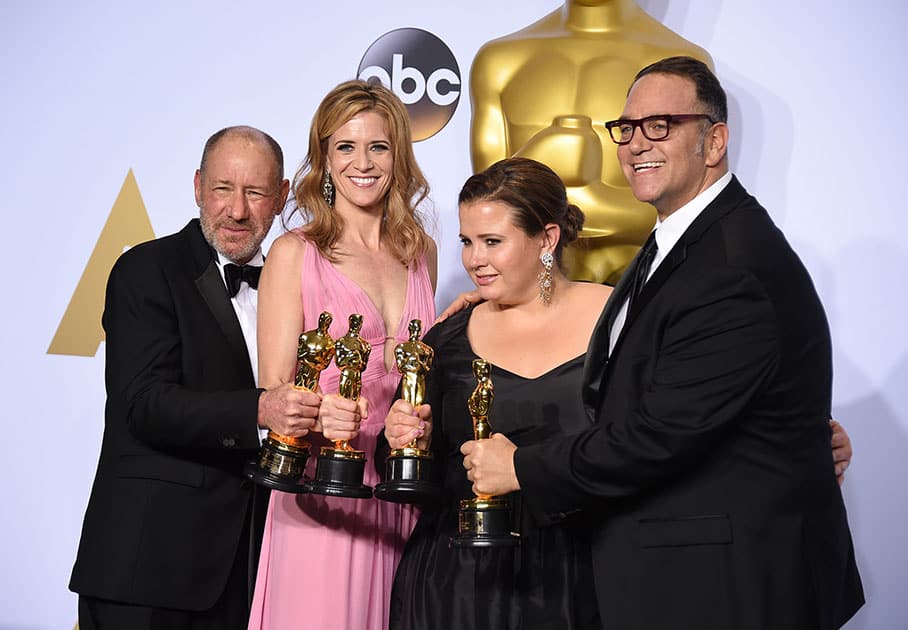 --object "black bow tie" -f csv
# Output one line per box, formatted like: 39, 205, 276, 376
223, 263, 262, 297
